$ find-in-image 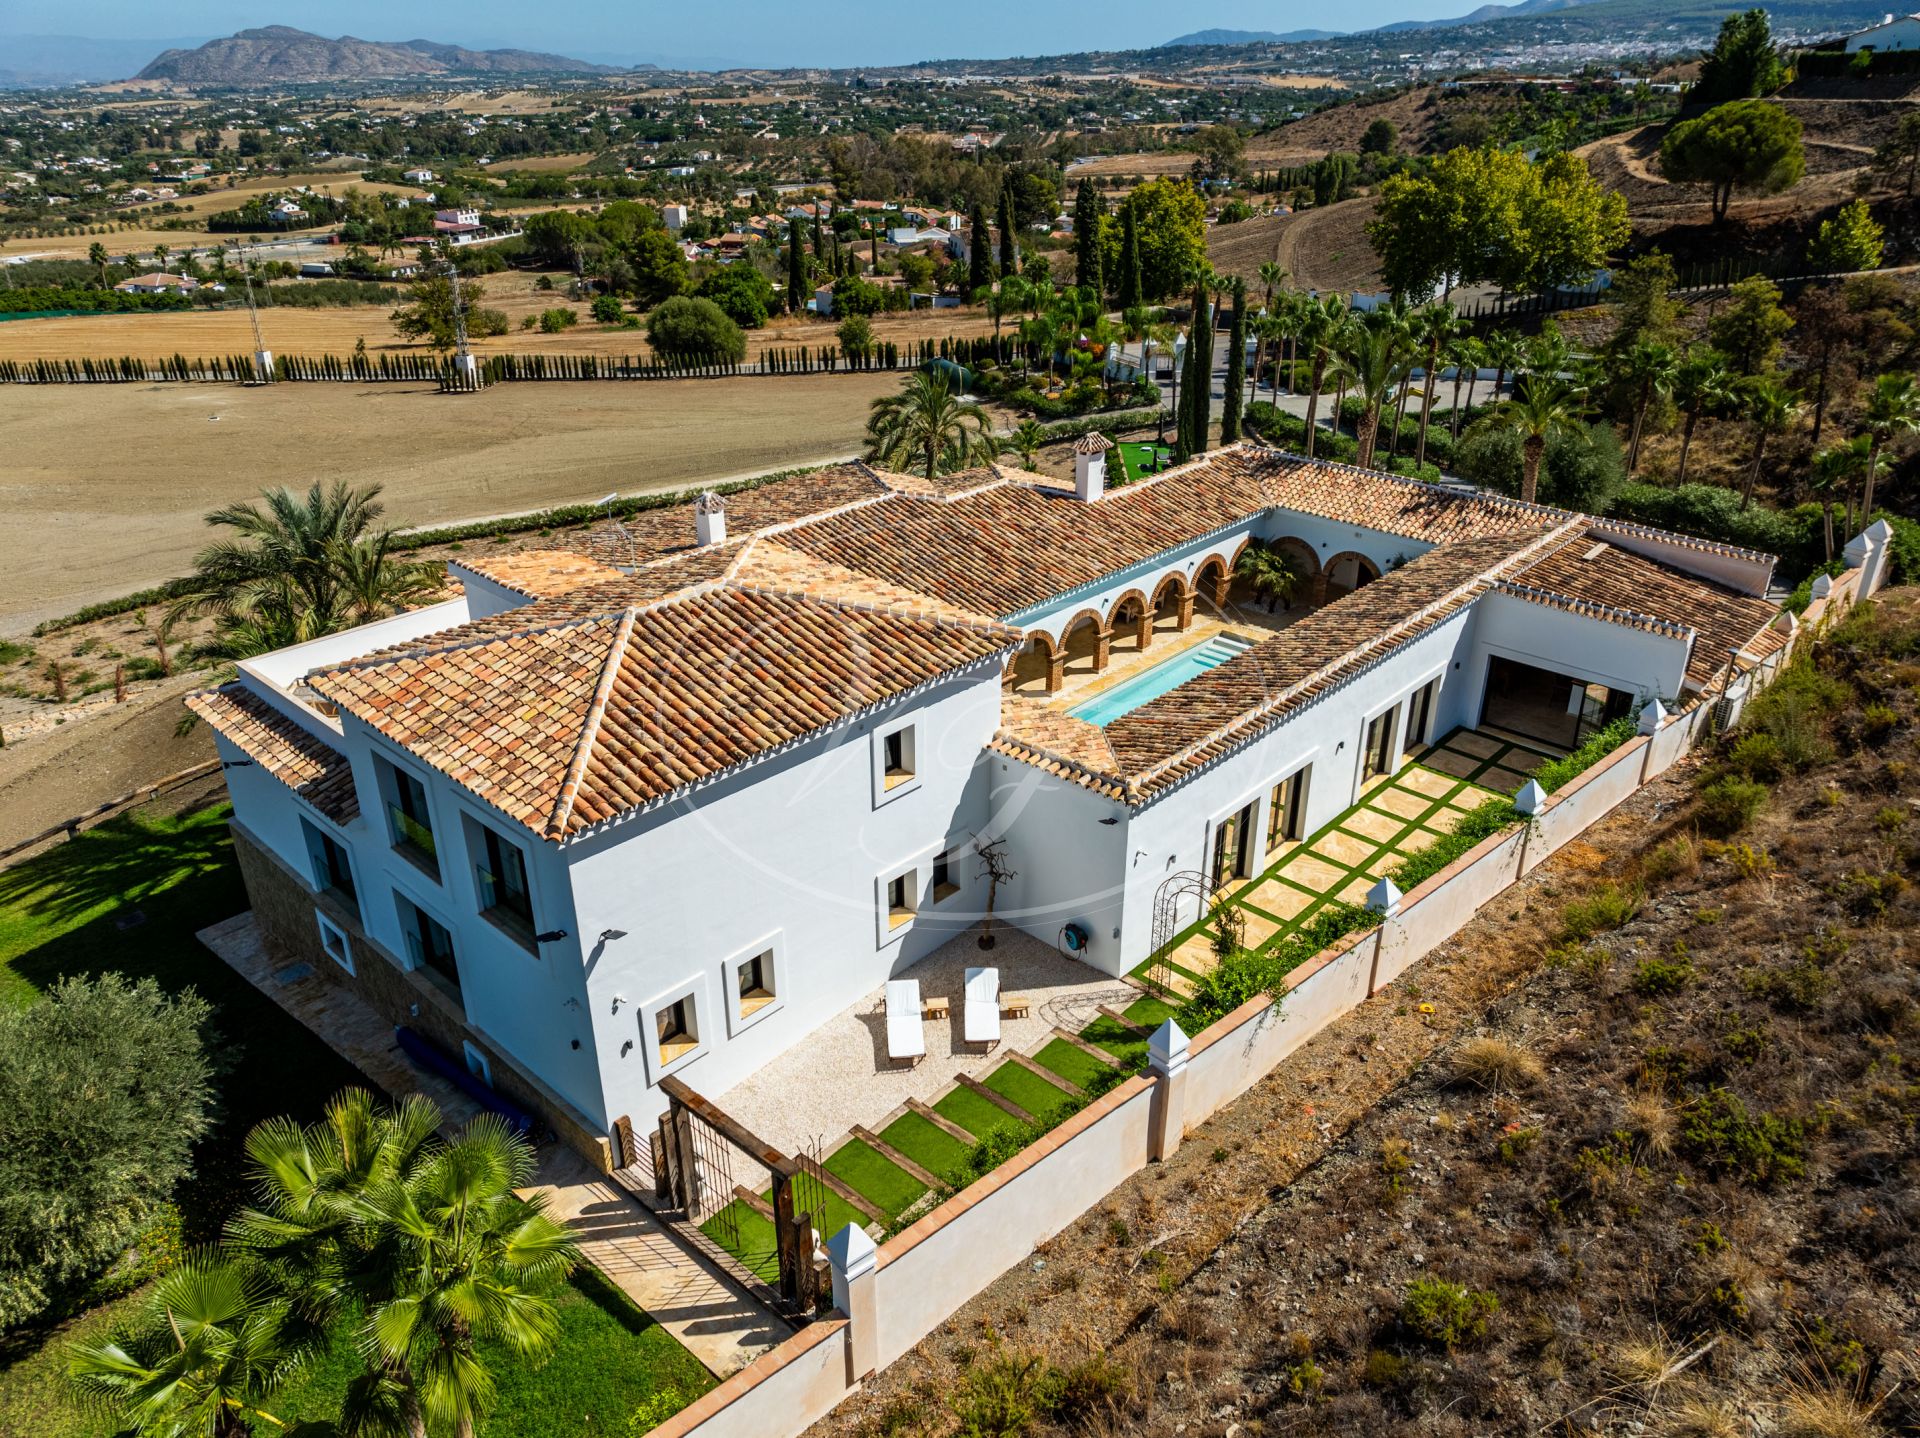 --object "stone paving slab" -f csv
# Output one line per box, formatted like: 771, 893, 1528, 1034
1244, 877, 1314, 919
1345, 807, 1406, 843
1375, 787, 1431, 820
1279, 852, 1348, 894
1311, 829, 1376, 868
